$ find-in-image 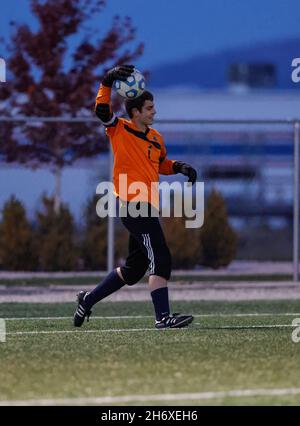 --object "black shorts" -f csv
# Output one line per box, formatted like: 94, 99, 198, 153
119, 204, 172, 284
